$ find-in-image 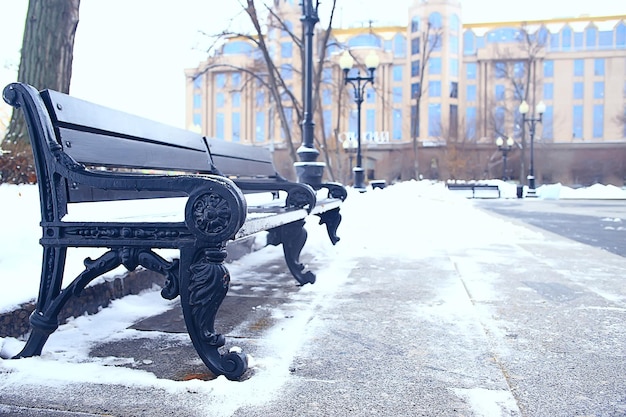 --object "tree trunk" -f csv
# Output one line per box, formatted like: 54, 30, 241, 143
3, 0, 80, 161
